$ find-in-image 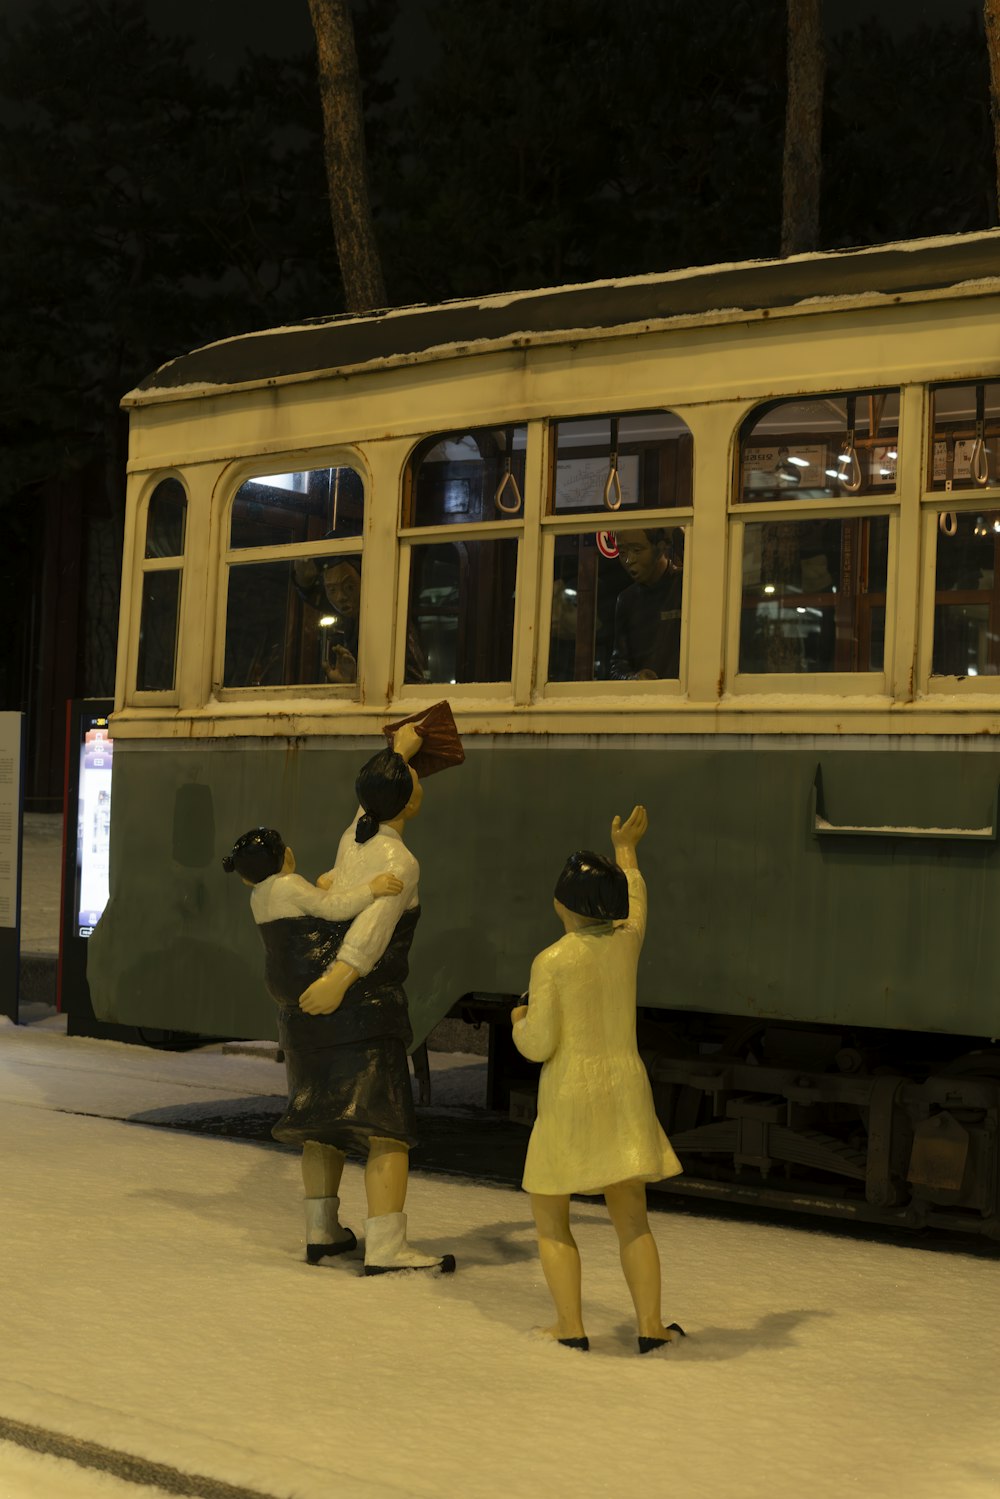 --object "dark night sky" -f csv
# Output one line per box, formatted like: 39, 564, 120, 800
125, 0, 990, 76
2, 0, 984, 82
